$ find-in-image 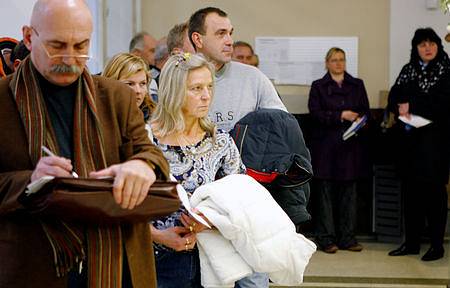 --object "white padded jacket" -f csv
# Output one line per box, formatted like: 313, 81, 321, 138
190, 174, 316, 287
